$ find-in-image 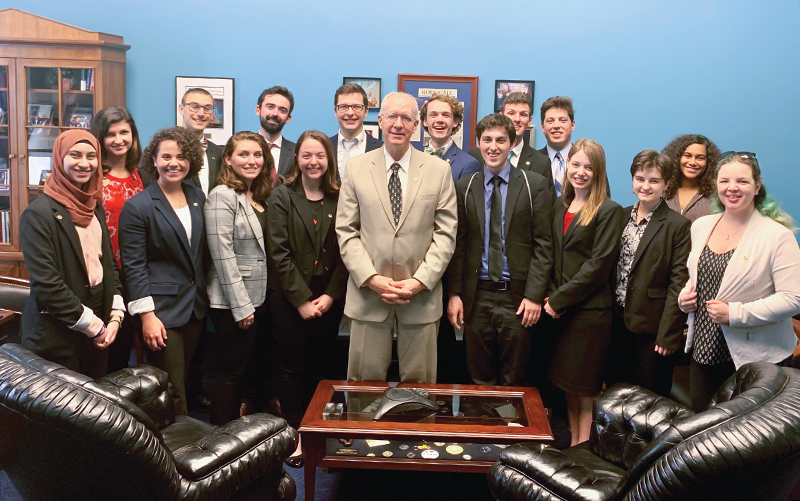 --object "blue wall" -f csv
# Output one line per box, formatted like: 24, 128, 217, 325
9, 0, 800, 223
